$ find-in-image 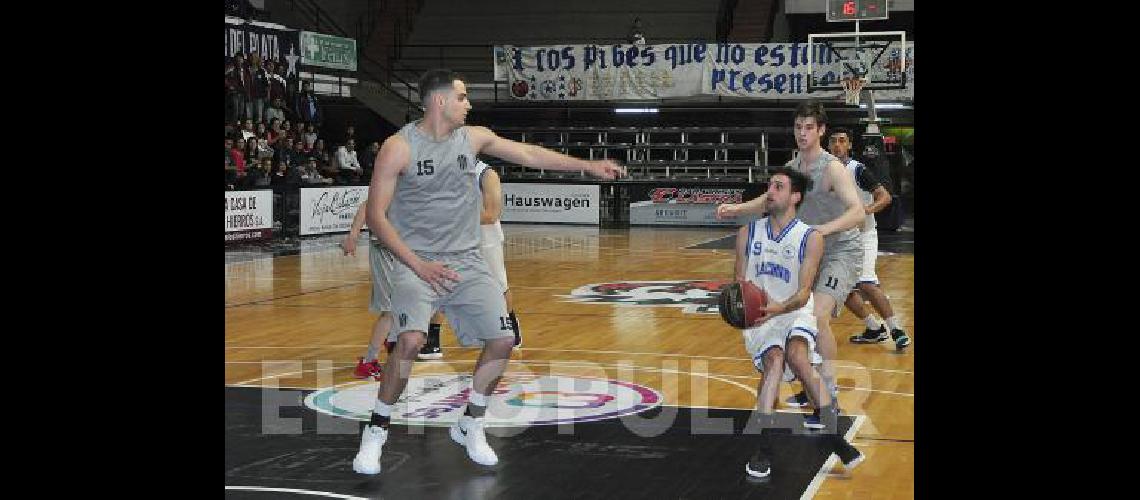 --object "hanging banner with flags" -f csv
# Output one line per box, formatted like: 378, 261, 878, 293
501, 42, 913, 101
225, 17, 301, 76
225, 18, 358, 78
503, 44, 705, 100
